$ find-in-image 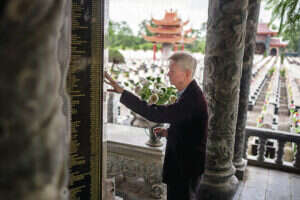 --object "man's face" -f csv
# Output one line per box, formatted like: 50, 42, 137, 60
167, 60, 186, 88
